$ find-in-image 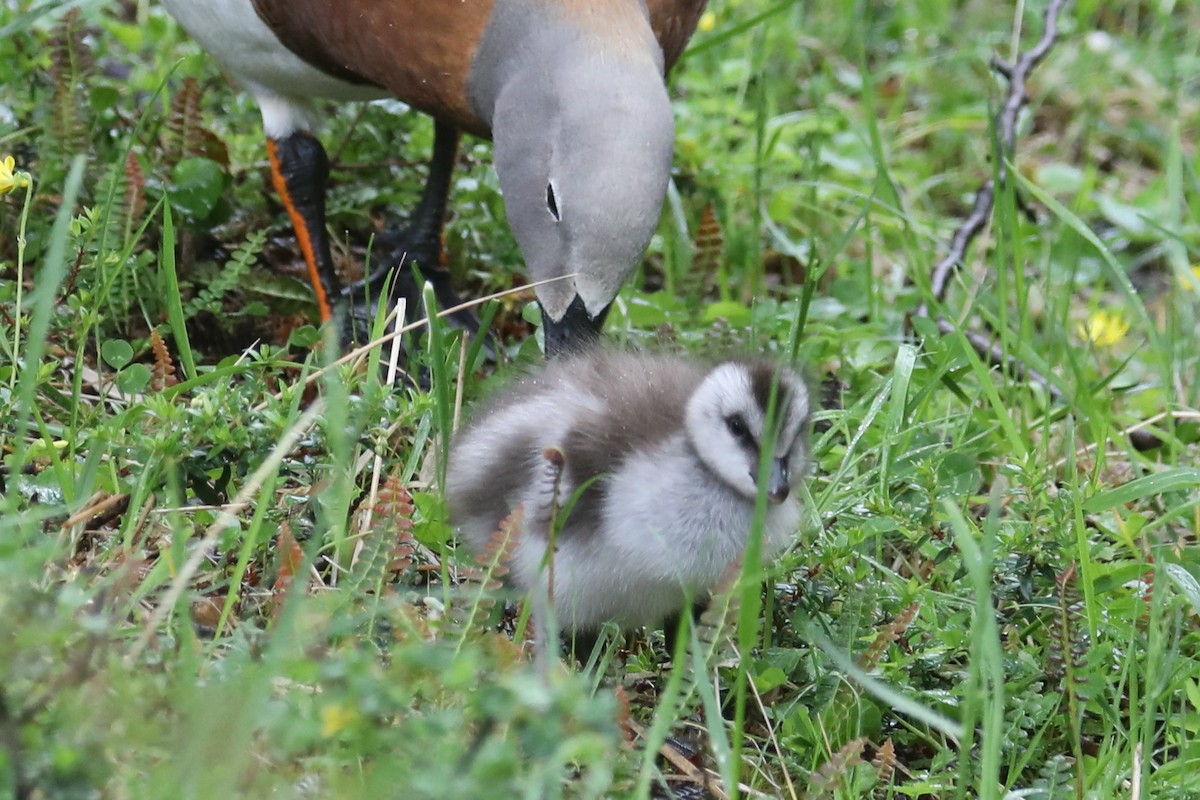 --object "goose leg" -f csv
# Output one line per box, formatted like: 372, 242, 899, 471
266, 130, 341, 325
353, 121, 487, 343
266, 123, 483, 350
567, 629, 606, 668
